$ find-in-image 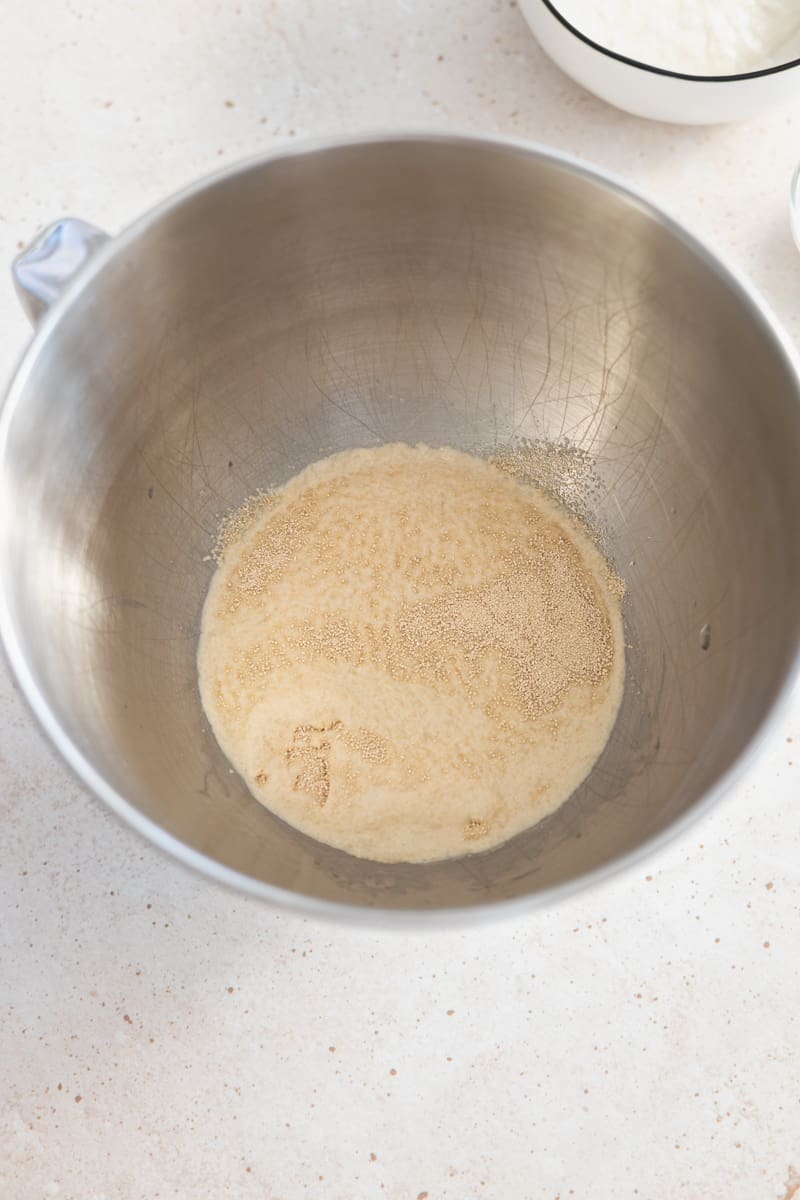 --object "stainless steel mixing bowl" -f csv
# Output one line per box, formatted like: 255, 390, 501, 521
3, 134, 800, 922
